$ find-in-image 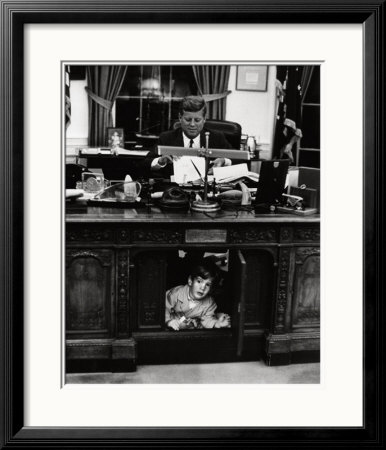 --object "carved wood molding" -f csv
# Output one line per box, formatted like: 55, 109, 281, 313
296, 310, 320, 321
118, 228, 130, 242
295, 247, 320, 264
294, 227, 320, 242
66, 341, 113, 347
66, 227, 113, 242
266, 331, 320, 342
67, 309, 106, 330
229, 227, 277, 243
280, 226, 293, 243
290, 331, 320, 340
117, 250, 129, 336
132, 229, 183, 244
66, 249, 112, 267
274, 248, 291, 332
